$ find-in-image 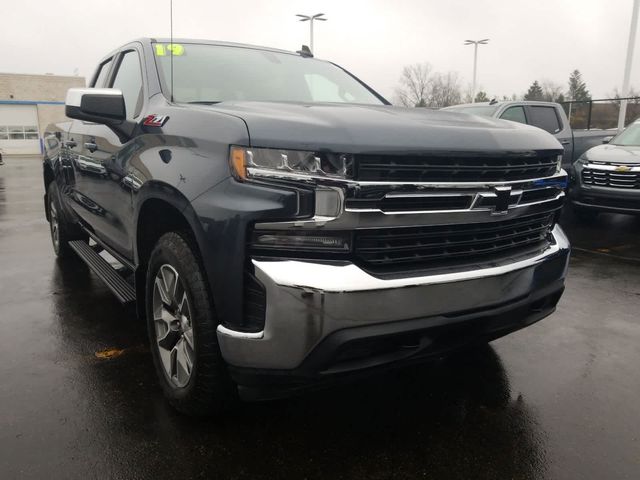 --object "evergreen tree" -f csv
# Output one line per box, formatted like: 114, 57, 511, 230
567, 70, 591, 101
474, 91, 489, 102
524, 80, 544, 101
